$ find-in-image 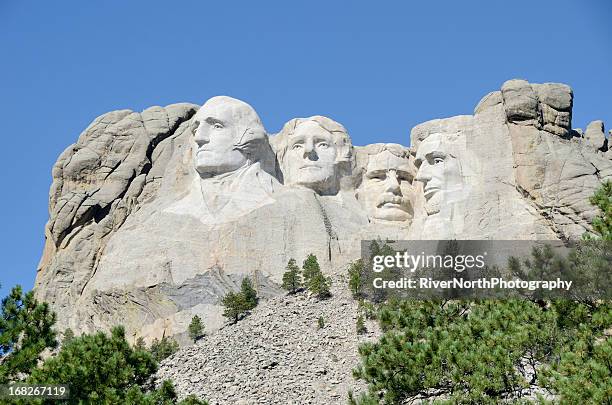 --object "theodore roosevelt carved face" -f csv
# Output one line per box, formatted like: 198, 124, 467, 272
277, 116, 352, 195
357, 144, 415, 222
